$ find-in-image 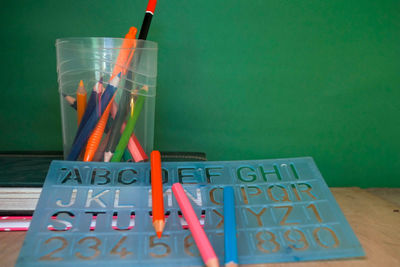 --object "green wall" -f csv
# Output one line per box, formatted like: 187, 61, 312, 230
1, 0, 399, 187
